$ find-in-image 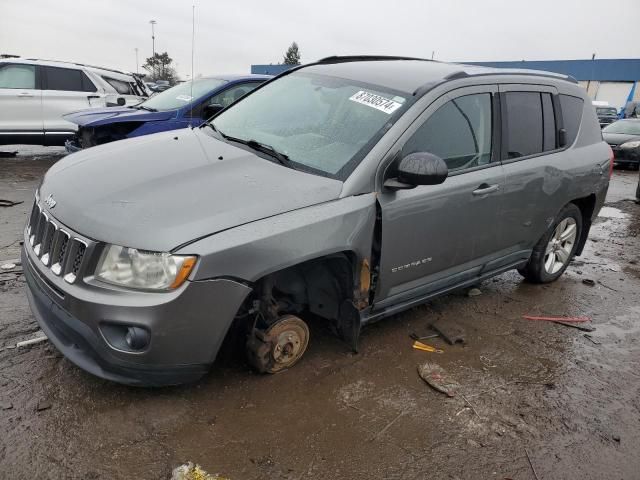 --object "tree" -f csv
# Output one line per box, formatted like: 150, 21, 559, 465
142, 52, 179, 85
282, 42, 301, 65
